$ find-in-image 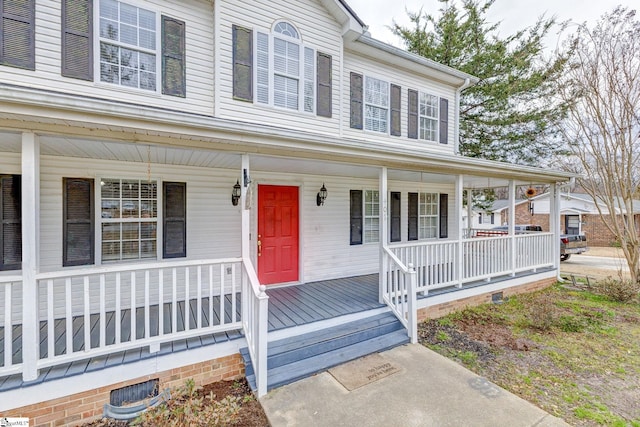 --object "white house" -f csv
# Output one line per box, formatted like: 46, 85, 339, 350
0, 0, 571, 423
